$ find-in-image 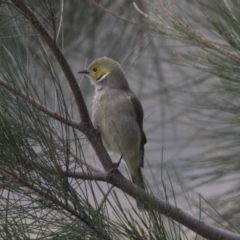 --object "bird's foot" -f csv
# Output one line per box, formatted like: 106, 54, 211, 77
108, 156, 122, 173
94, 126, 101, 135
